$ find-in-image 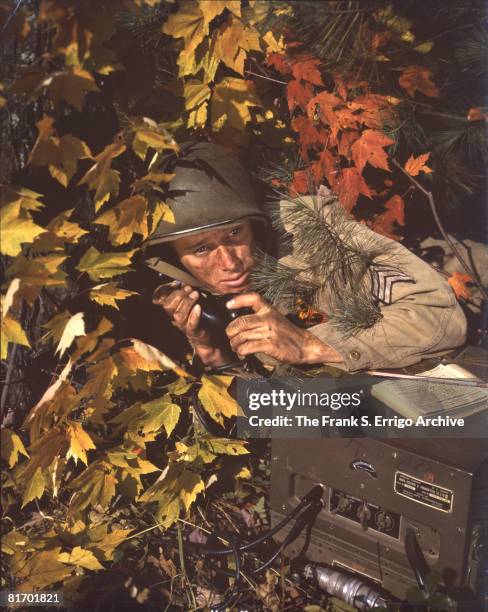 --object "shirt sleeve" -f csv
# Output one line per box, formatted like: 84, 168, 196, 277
276, 196, 467, 372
